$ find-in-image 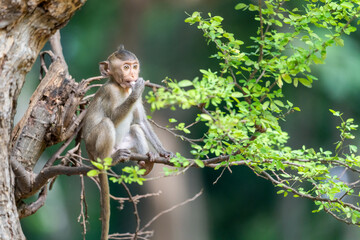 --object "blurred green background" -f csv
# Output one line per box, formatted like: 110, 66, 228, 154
17, 0, 360, 239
